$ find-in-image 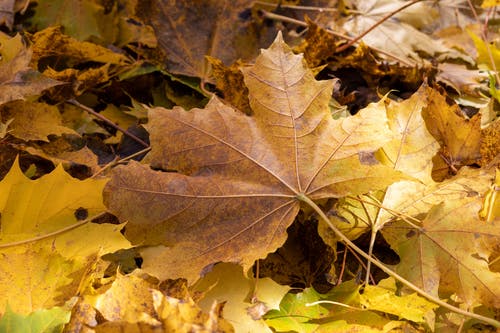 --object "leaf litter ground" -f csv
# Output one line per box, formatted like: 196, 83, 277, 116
1, 1, 500, 332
